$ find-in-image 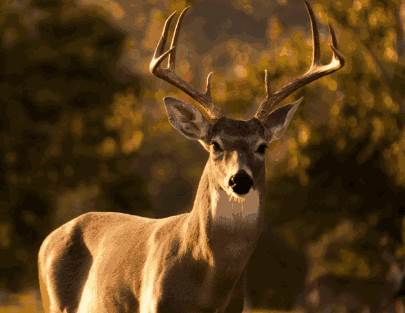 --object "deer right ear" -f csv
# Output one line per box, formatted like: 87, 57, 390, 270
261, 98, 302, 142
164, 97, 211, 141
